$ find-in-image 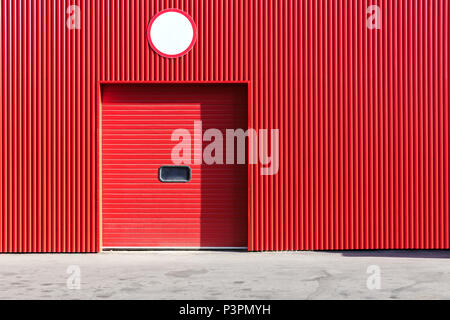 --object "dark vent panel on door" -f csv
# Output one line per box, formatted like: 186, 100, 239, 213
159, 166, 191, 183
